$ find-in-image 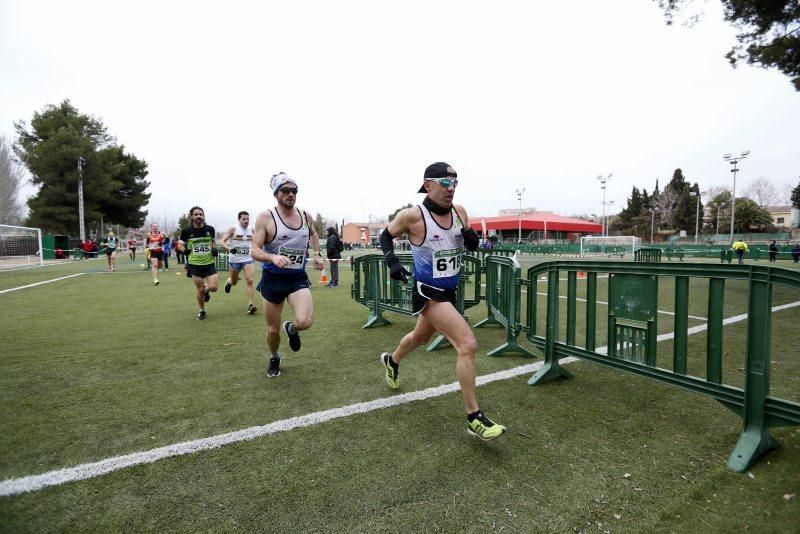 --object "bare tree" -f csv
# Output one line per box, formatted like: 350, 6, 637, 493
744, 176, 778, 207
778, 183, 794, 206
0, 134, 25, 225
651, 187, 680, 226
